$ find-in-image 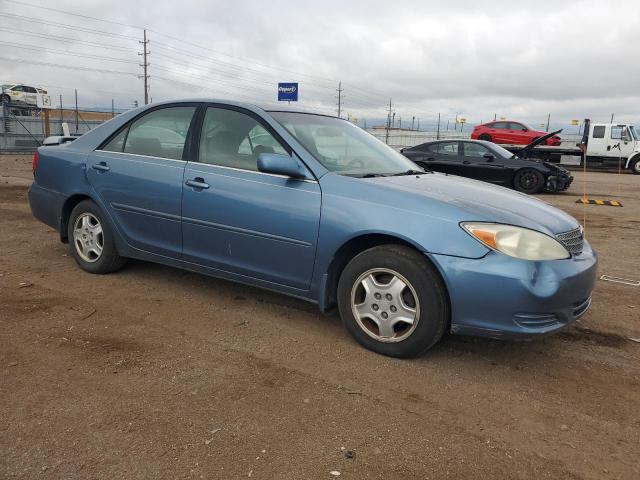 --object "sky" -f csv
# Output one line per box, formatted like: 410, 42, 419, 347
1, 0, 639, 131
